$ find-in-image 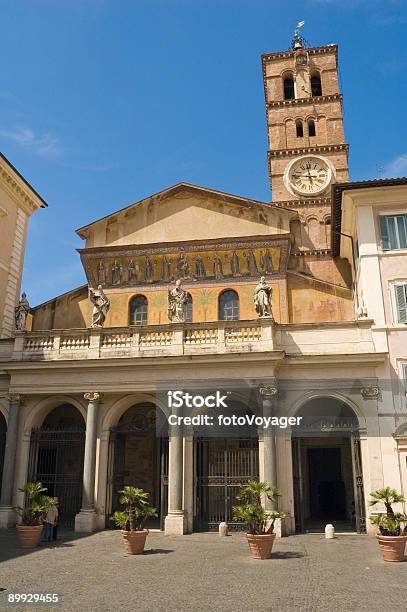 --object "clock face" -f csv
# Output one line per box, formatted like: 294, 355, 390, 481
287, 156, 332, 196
